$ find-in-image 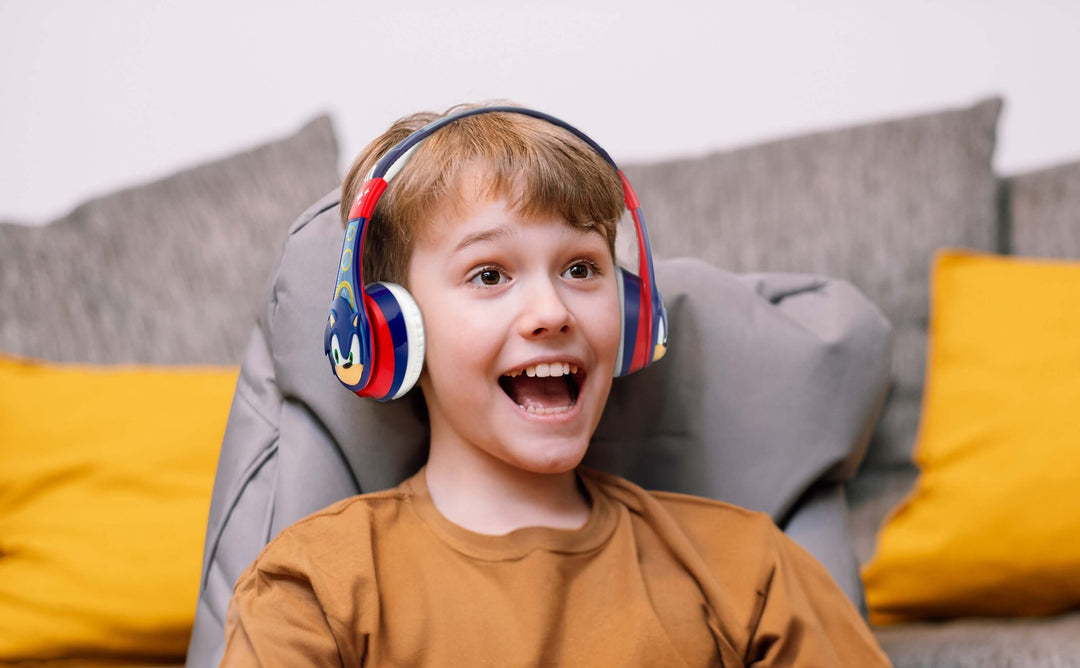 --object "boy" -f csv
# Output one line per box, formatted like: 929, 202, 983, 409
219, 104, 892, 666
